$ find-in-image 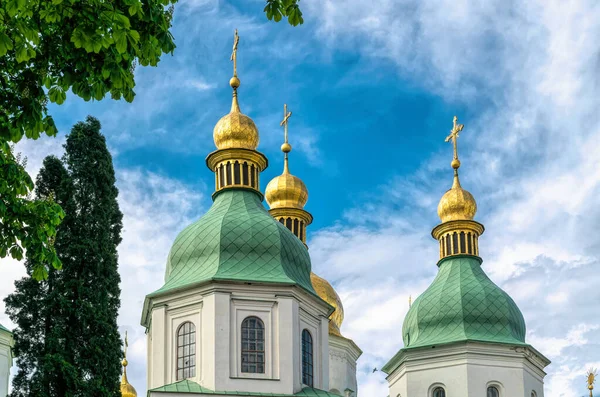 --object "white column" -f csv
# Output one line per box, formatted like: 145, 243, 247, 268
149, 305, 167, 389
